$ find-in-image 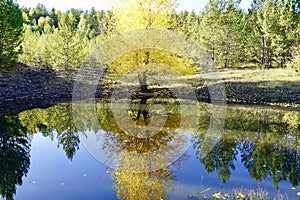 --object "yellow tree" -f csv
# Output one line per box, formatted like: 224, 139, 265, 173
110, 0, 197, 91
113, 0, 177, 31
